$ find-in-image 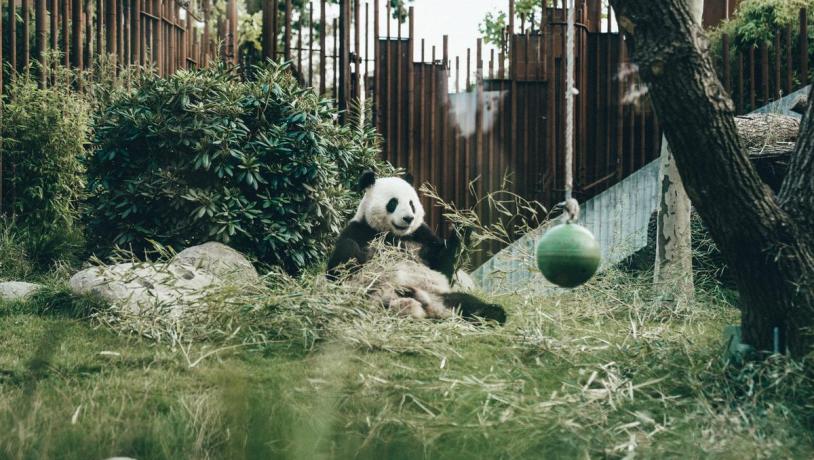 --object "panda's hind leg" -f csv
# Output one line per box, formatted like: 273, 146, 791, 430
442, 292, 507, 325
389, 297, 427, 319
